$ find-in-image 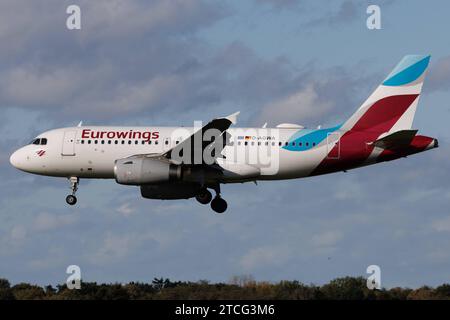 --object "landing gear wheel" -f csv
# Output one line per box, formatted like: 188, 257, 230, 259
66, 195, 77, 205
196, 189, 213, 205
66, 176, 79, 206
211, 197, 227, 213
